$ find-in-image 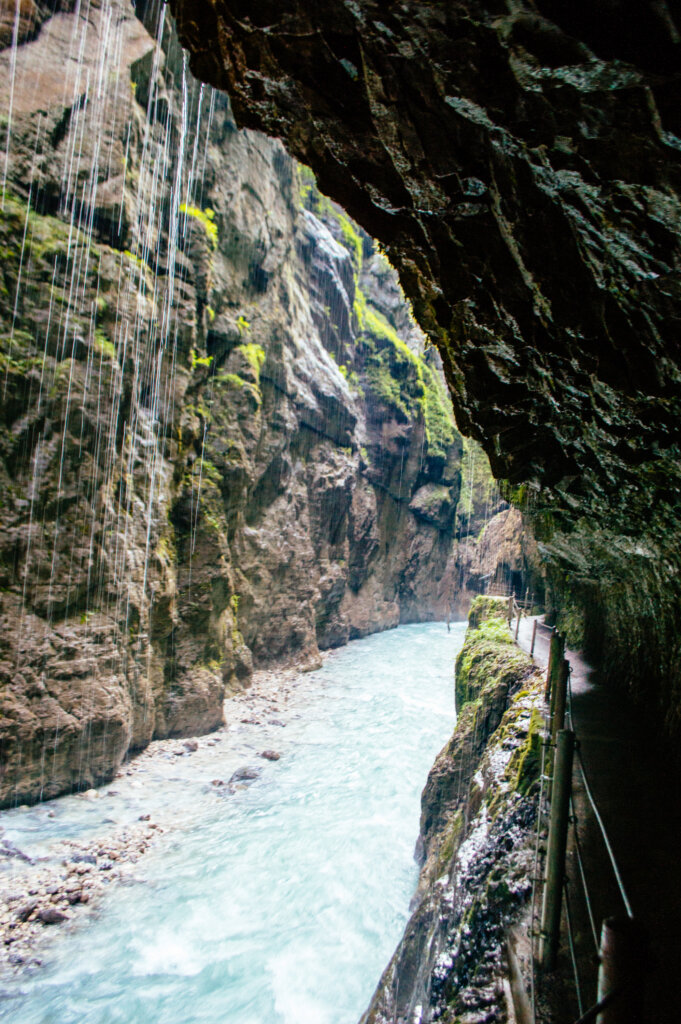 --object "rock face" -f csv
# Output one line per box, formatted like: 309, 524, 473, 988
361, 597, 544, 1024
168, 0, 681, 740
0, 2, 490, 806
